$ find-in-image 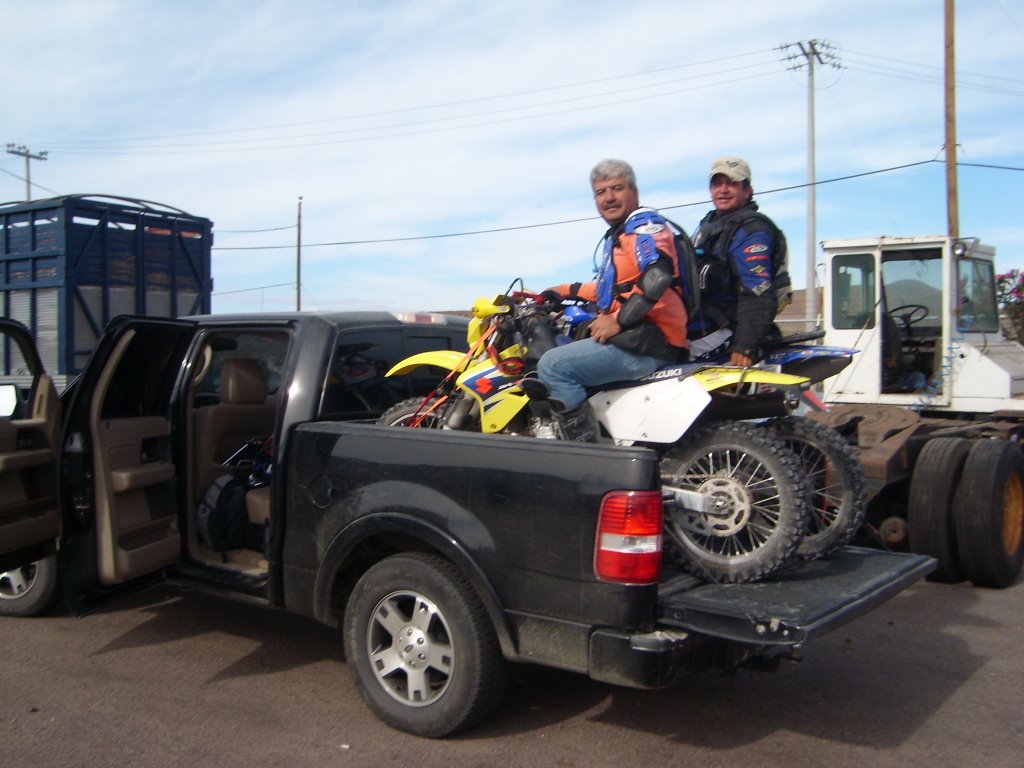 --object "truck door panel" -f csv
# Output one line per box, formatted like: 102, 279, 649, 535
91, 415, 178, 585
87, 329, 181, 585
59, 319, 195, 604
0, 321, 60, 565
